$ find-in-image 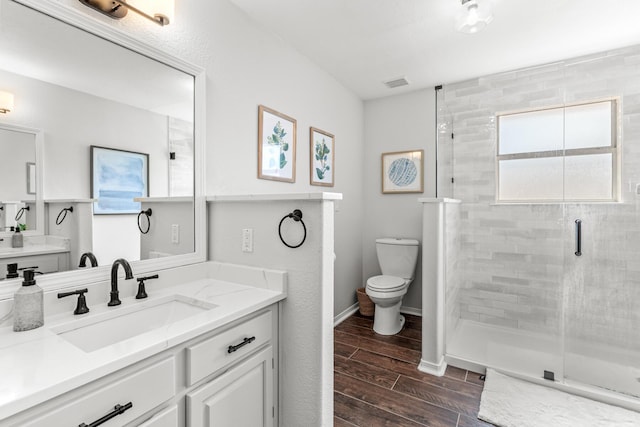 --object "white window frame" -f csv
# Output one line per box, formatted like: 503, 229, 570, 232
496, 98, 619, 203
